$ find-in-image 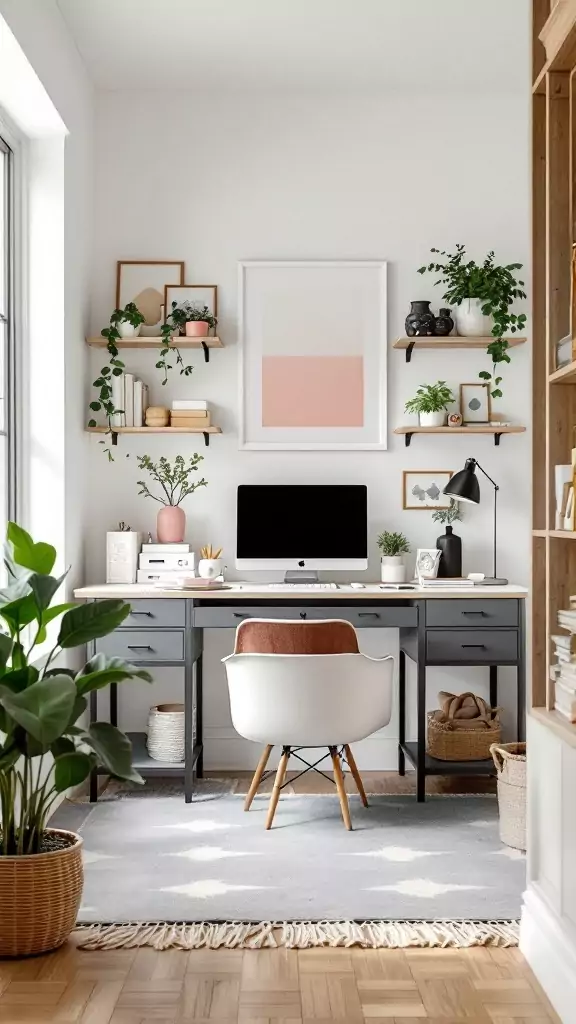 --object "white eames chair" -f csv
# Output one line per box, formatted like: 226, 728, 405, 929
222, 619, 394, 829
